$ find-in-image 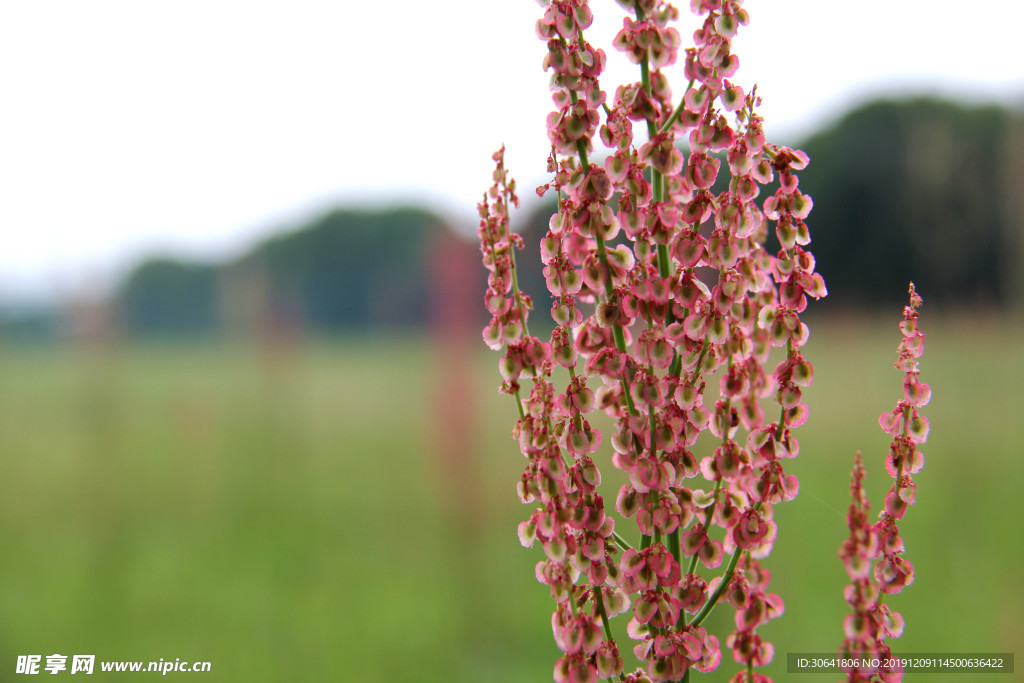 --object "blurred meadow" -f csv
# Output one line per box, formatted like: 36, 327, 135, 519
0, 310, 1020, 681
